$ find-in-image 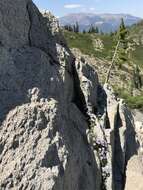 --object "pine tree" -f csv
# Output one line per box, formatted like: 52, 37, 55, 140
95, 27, 99, 34
64, 25, 68, 31
75, 22, 79, 33
64, 25, 74, 32
88, 25, 92, 33
105, 18, 136, 84
73, 24, 76, 33
68, 25, 73, 32
105, 18, 128, 83
83, 29, 86, 34
116, 18, 128, 66
88, 26, 91, 33
88, 25, 96, 33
